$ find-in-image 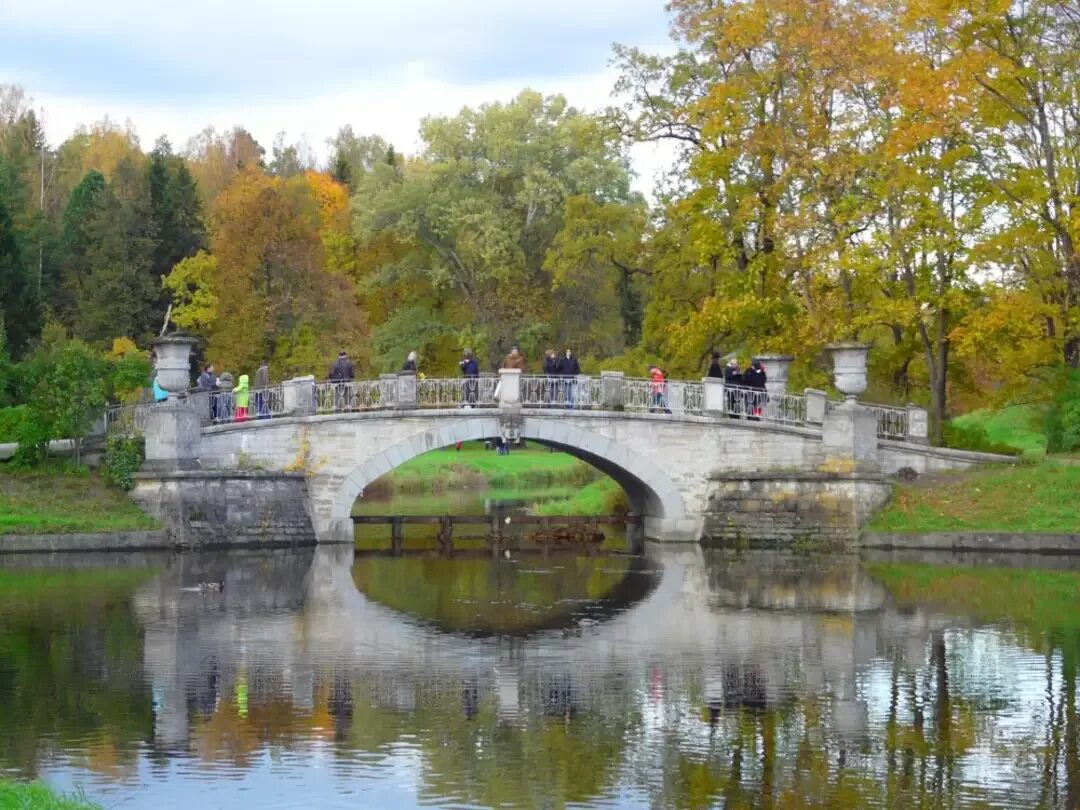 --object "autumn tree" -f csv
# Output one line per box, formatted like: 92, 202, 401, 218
165, 167, 366, 376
